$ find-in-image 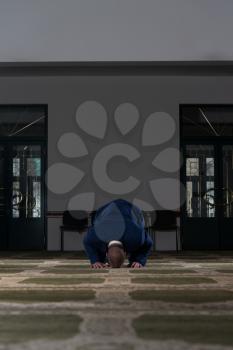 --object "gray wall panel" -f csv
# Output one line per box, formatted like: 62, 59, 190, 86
0, 73, 233, 250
